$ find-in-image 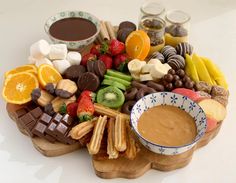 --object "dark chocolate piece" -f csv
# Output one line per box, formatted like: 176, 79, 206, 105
55, 123, 68, 136
61, 114, 73, 126
44, 103, 55, 116
52, 113, 63, 124
45, 83, 56, 95
30, 107, 43, 119
64, 65, 86, 81
118, 21, 136, 31
77, 72, 100, 92
15, 108, 28, 118
86, 60, 95, 73
32, 122, 47, 138
39, 113, 52, 125
19, 113, 36, 127
117, 28, 133, 43
94, 60, 106, 78
45, 122, 57, 137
